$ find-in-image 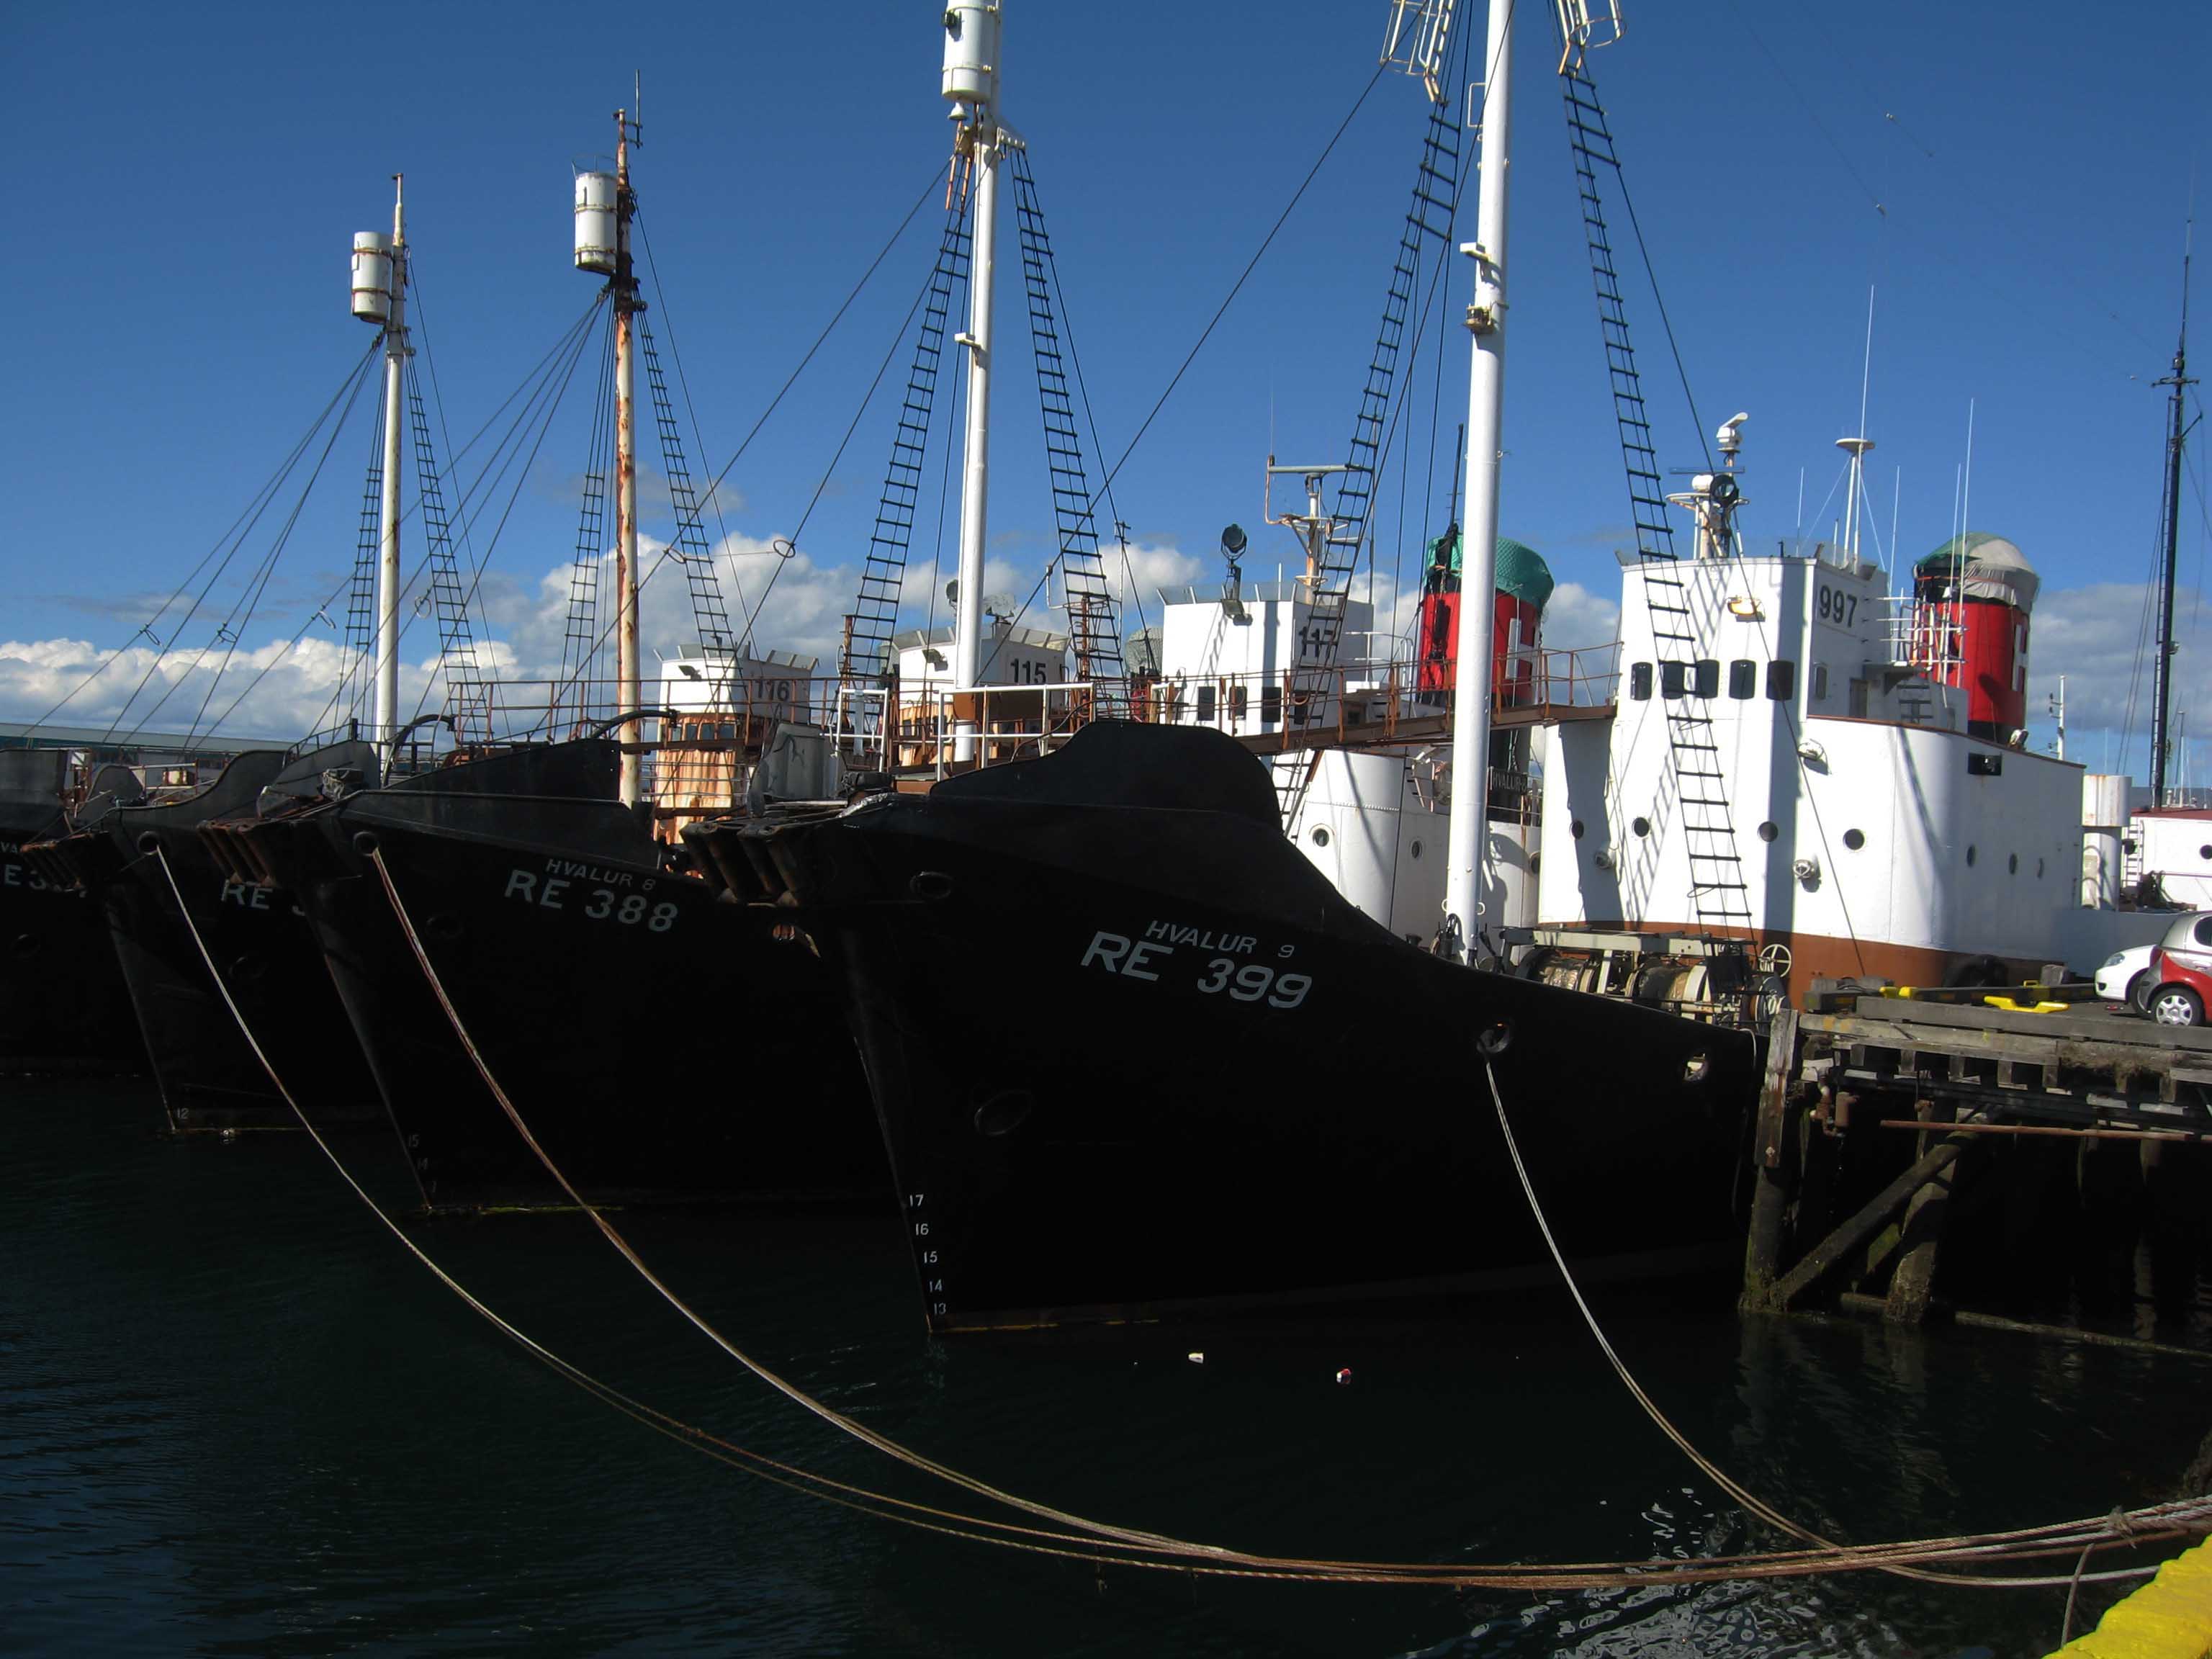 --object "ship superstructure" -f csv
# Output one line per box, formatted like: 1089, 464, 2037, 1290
1533, 443, 2085, 993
